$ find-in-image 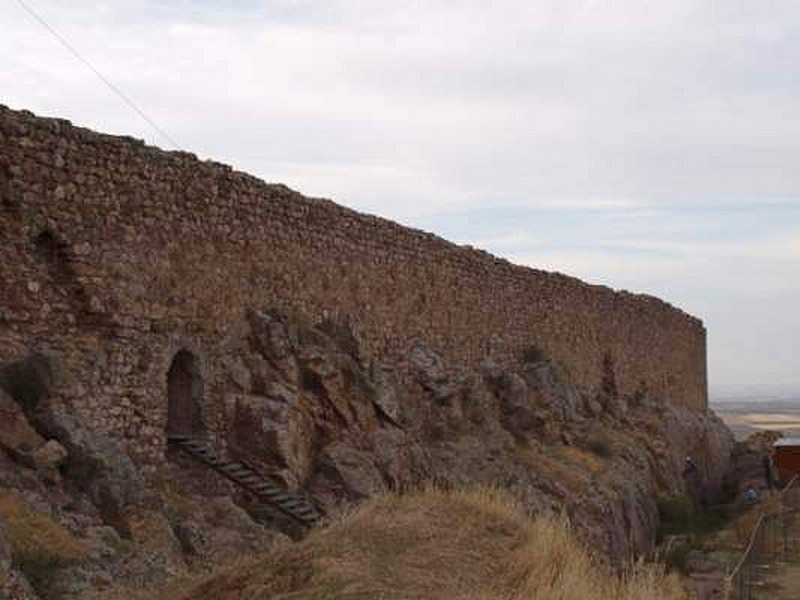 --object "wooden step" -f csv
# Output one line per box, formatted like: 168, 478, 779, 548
176, 438, 321, 525
183, 441, 209, 451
